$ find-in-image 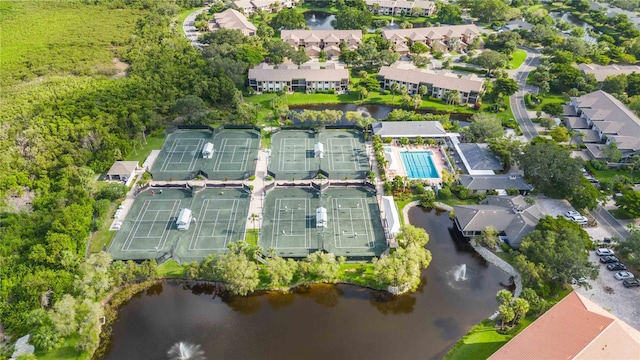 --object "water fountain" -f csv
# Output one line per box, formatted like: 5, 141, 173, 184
310, 14, 316, 23
356, 106, 371, 118
168, 342, 205, 360
453, 264, 467, 281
